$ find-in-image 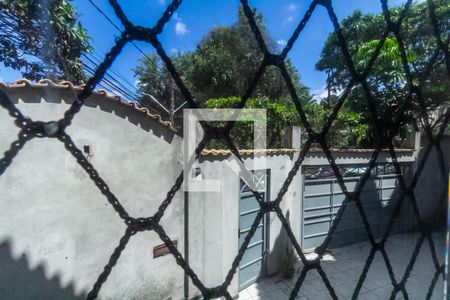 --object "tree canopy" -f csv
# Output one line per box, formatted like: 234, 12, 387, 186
135, 2, 450, 148
134, 7, 311, 109
134, 7, 313, 147
205, 96, 299, 148
0, 0, 90, 84
316, 1, 450, 143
